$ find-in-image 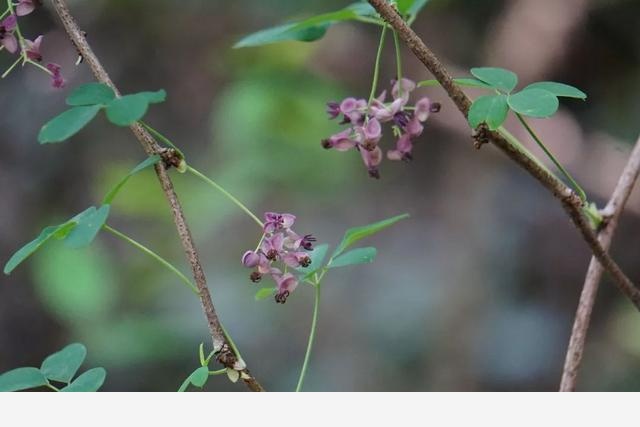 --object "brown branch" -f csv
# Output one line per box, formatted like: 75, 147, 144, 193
50, 0, 264, 392
559, 134, 640, 391
367, 0, 640, 310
